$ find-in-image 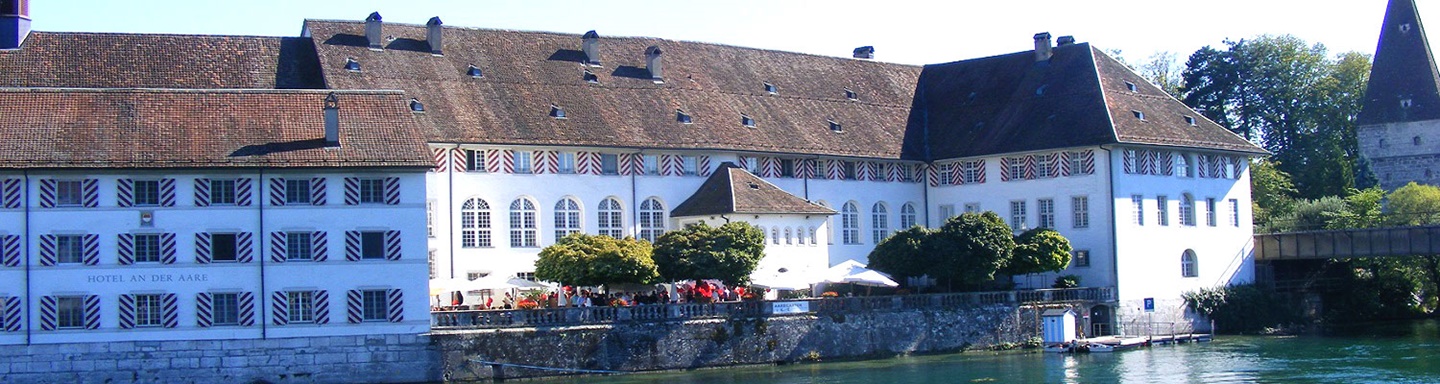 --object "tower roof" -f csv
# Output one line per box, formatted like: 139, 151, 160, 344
1360, 0, 1440, 125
